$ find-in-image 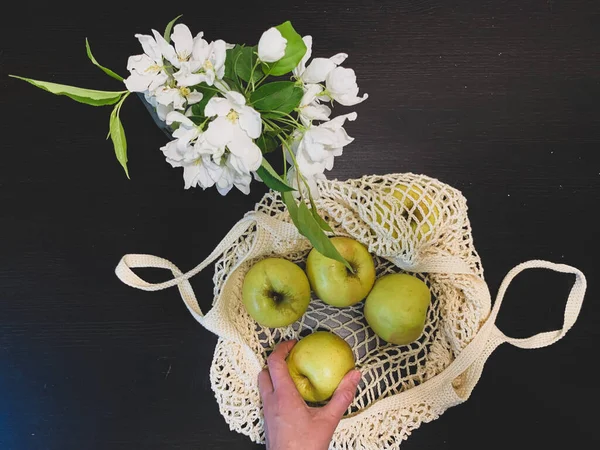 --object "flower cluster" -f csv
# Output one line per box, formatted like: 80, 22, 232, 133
124, 24, 262, 194
12, 18, 367, 266
124, 21, 367, 197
